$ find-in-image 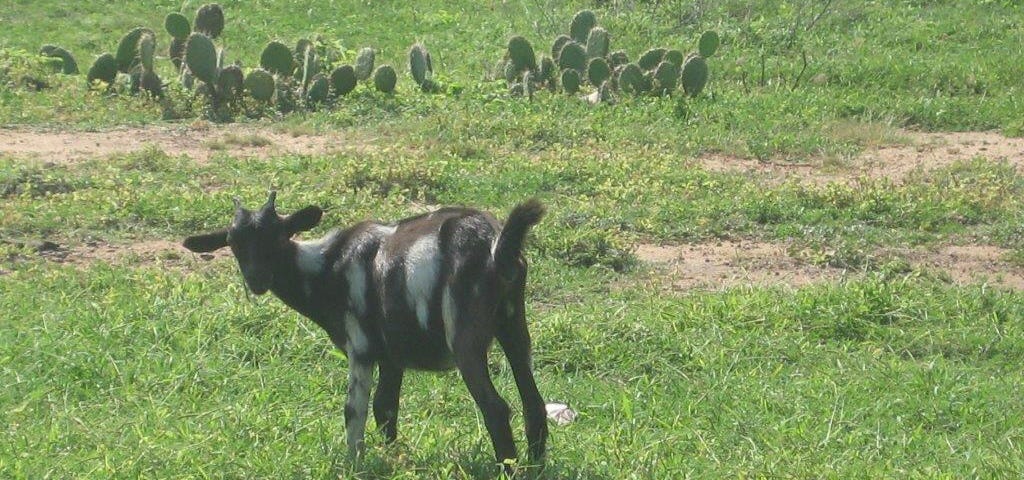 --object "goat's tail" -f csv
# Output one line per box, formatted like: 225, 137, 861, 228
493, 199, 545, 280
